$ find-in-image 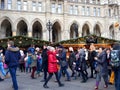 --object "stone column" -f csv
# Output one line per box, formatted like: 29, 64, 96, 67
62, 0, 69, 41
21, 0, 23, 10
0, 0, 1, 9
12, 0, 17, 10
5, 0, 7, 10
45, 0, 51, 41
45, 0, 51, 21
12, 31, 16, 36
28, 0, 31, 12
28, 32, 32, 37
